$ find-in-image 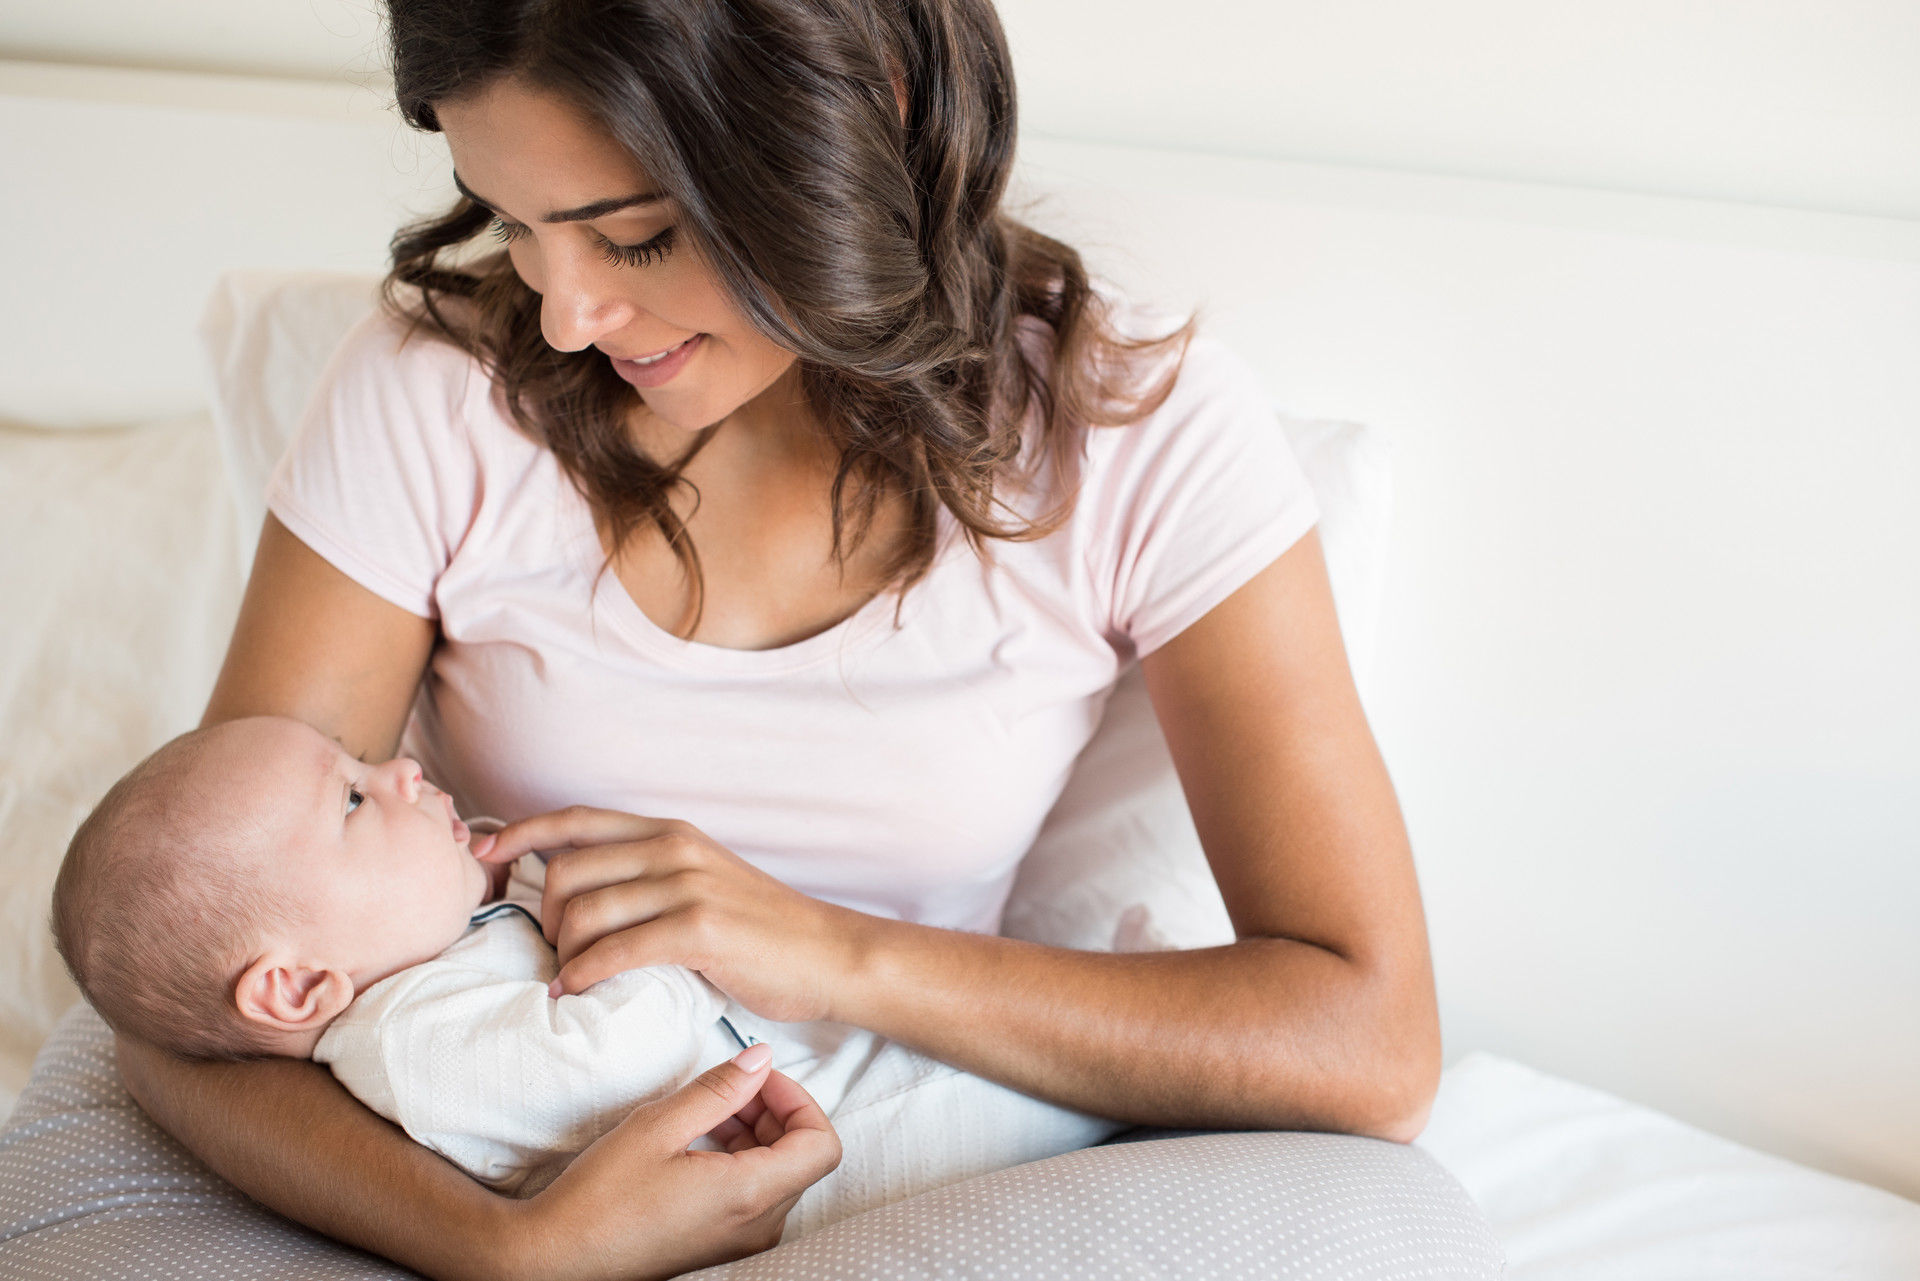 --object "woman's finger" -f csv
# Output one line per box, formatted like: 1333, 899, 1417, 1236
542, 850, 667, 948
721, 1116, 843, 1205
551, 878, 688, 966
707, 1071, 793, 1151
550, 912, 702, 996
707, 1114, 752, 1152
754, 1068, 837, 1144
472, 805, 687, 864
540, 837, 702, 945
631, 1044, 774, 1153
